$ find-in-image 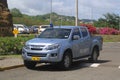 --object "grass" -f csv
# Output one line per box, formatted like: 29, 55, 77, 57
100, 35, 120, 42
0, 54, 21, 59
